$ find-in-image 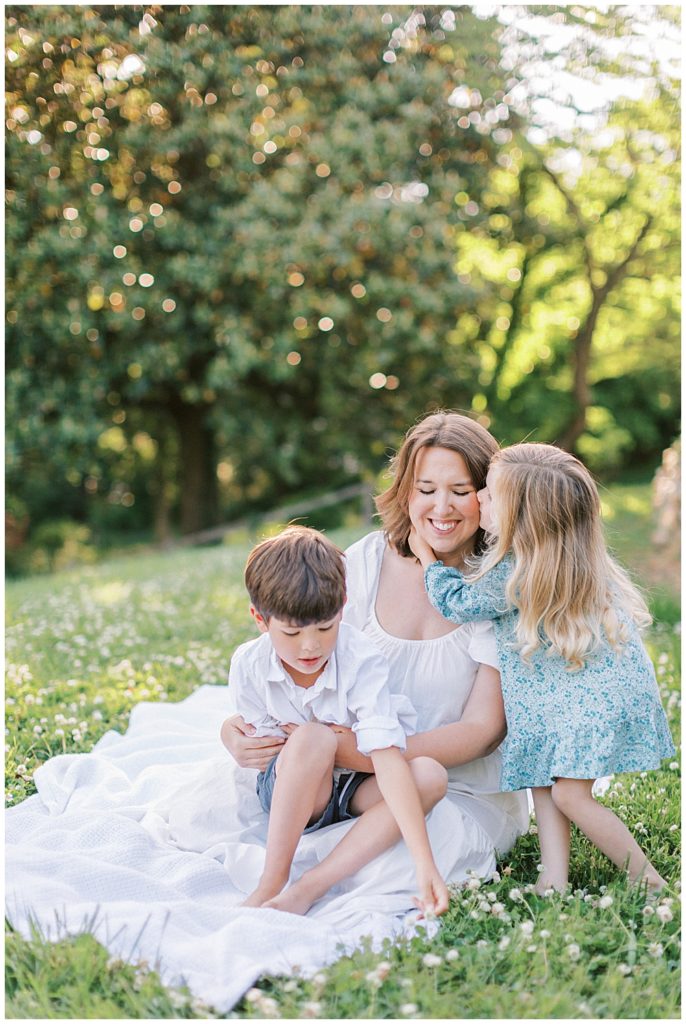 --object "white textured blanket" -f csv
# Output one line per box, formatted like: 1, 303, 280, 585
6, 685, 491, 1011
